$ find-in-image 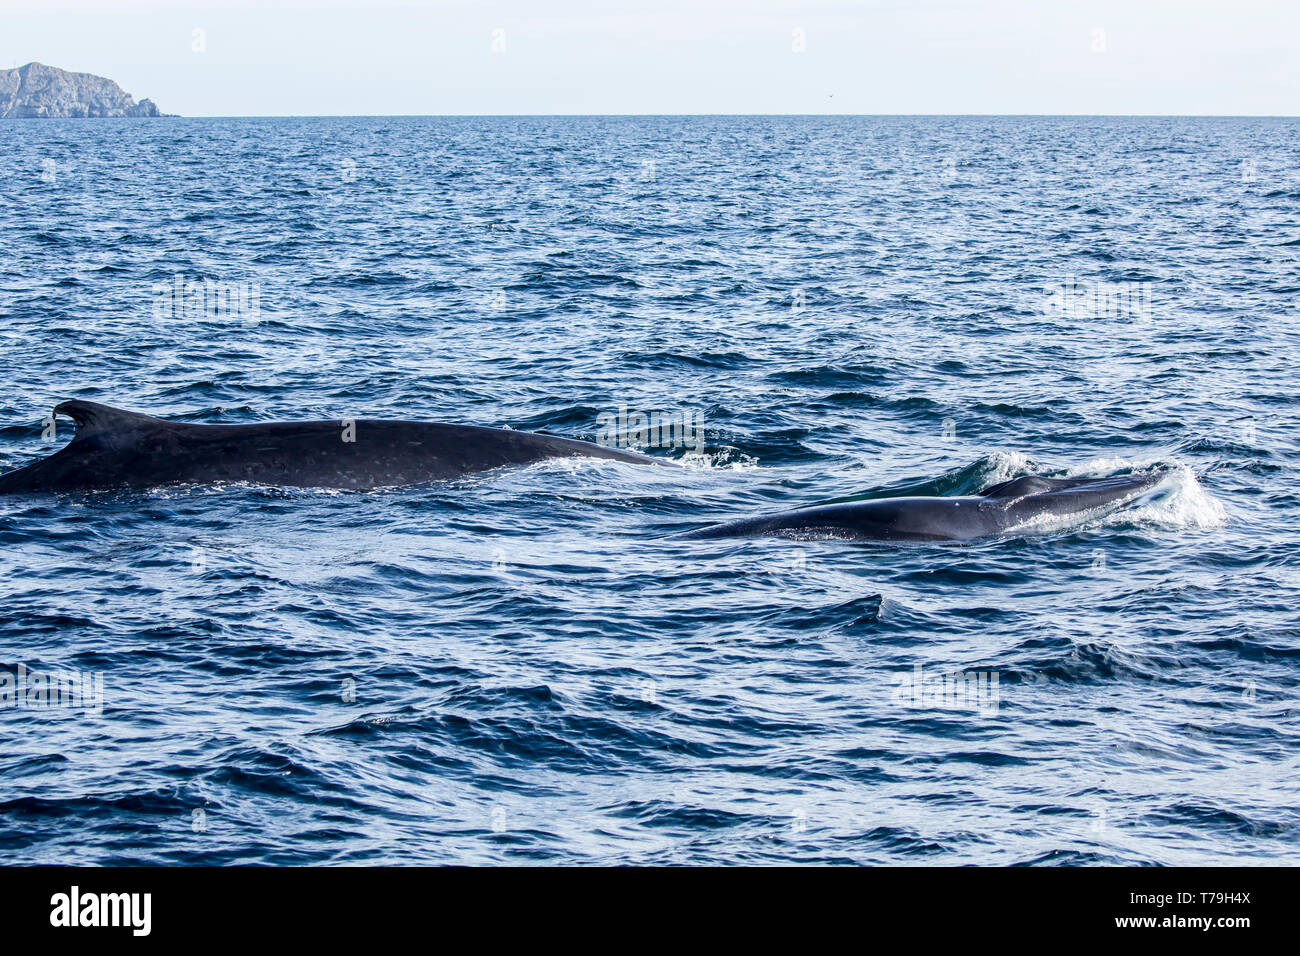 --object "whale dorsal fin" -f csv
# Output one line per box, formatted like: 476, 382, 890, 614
54, 400, 159, 439
978, 475, 1079, 498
